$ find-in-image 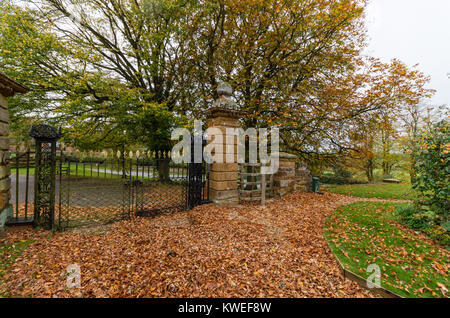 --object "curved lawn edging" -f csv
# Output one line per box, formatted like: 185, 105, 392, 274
323, 234, 402, 298
323, 201, 450, 298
